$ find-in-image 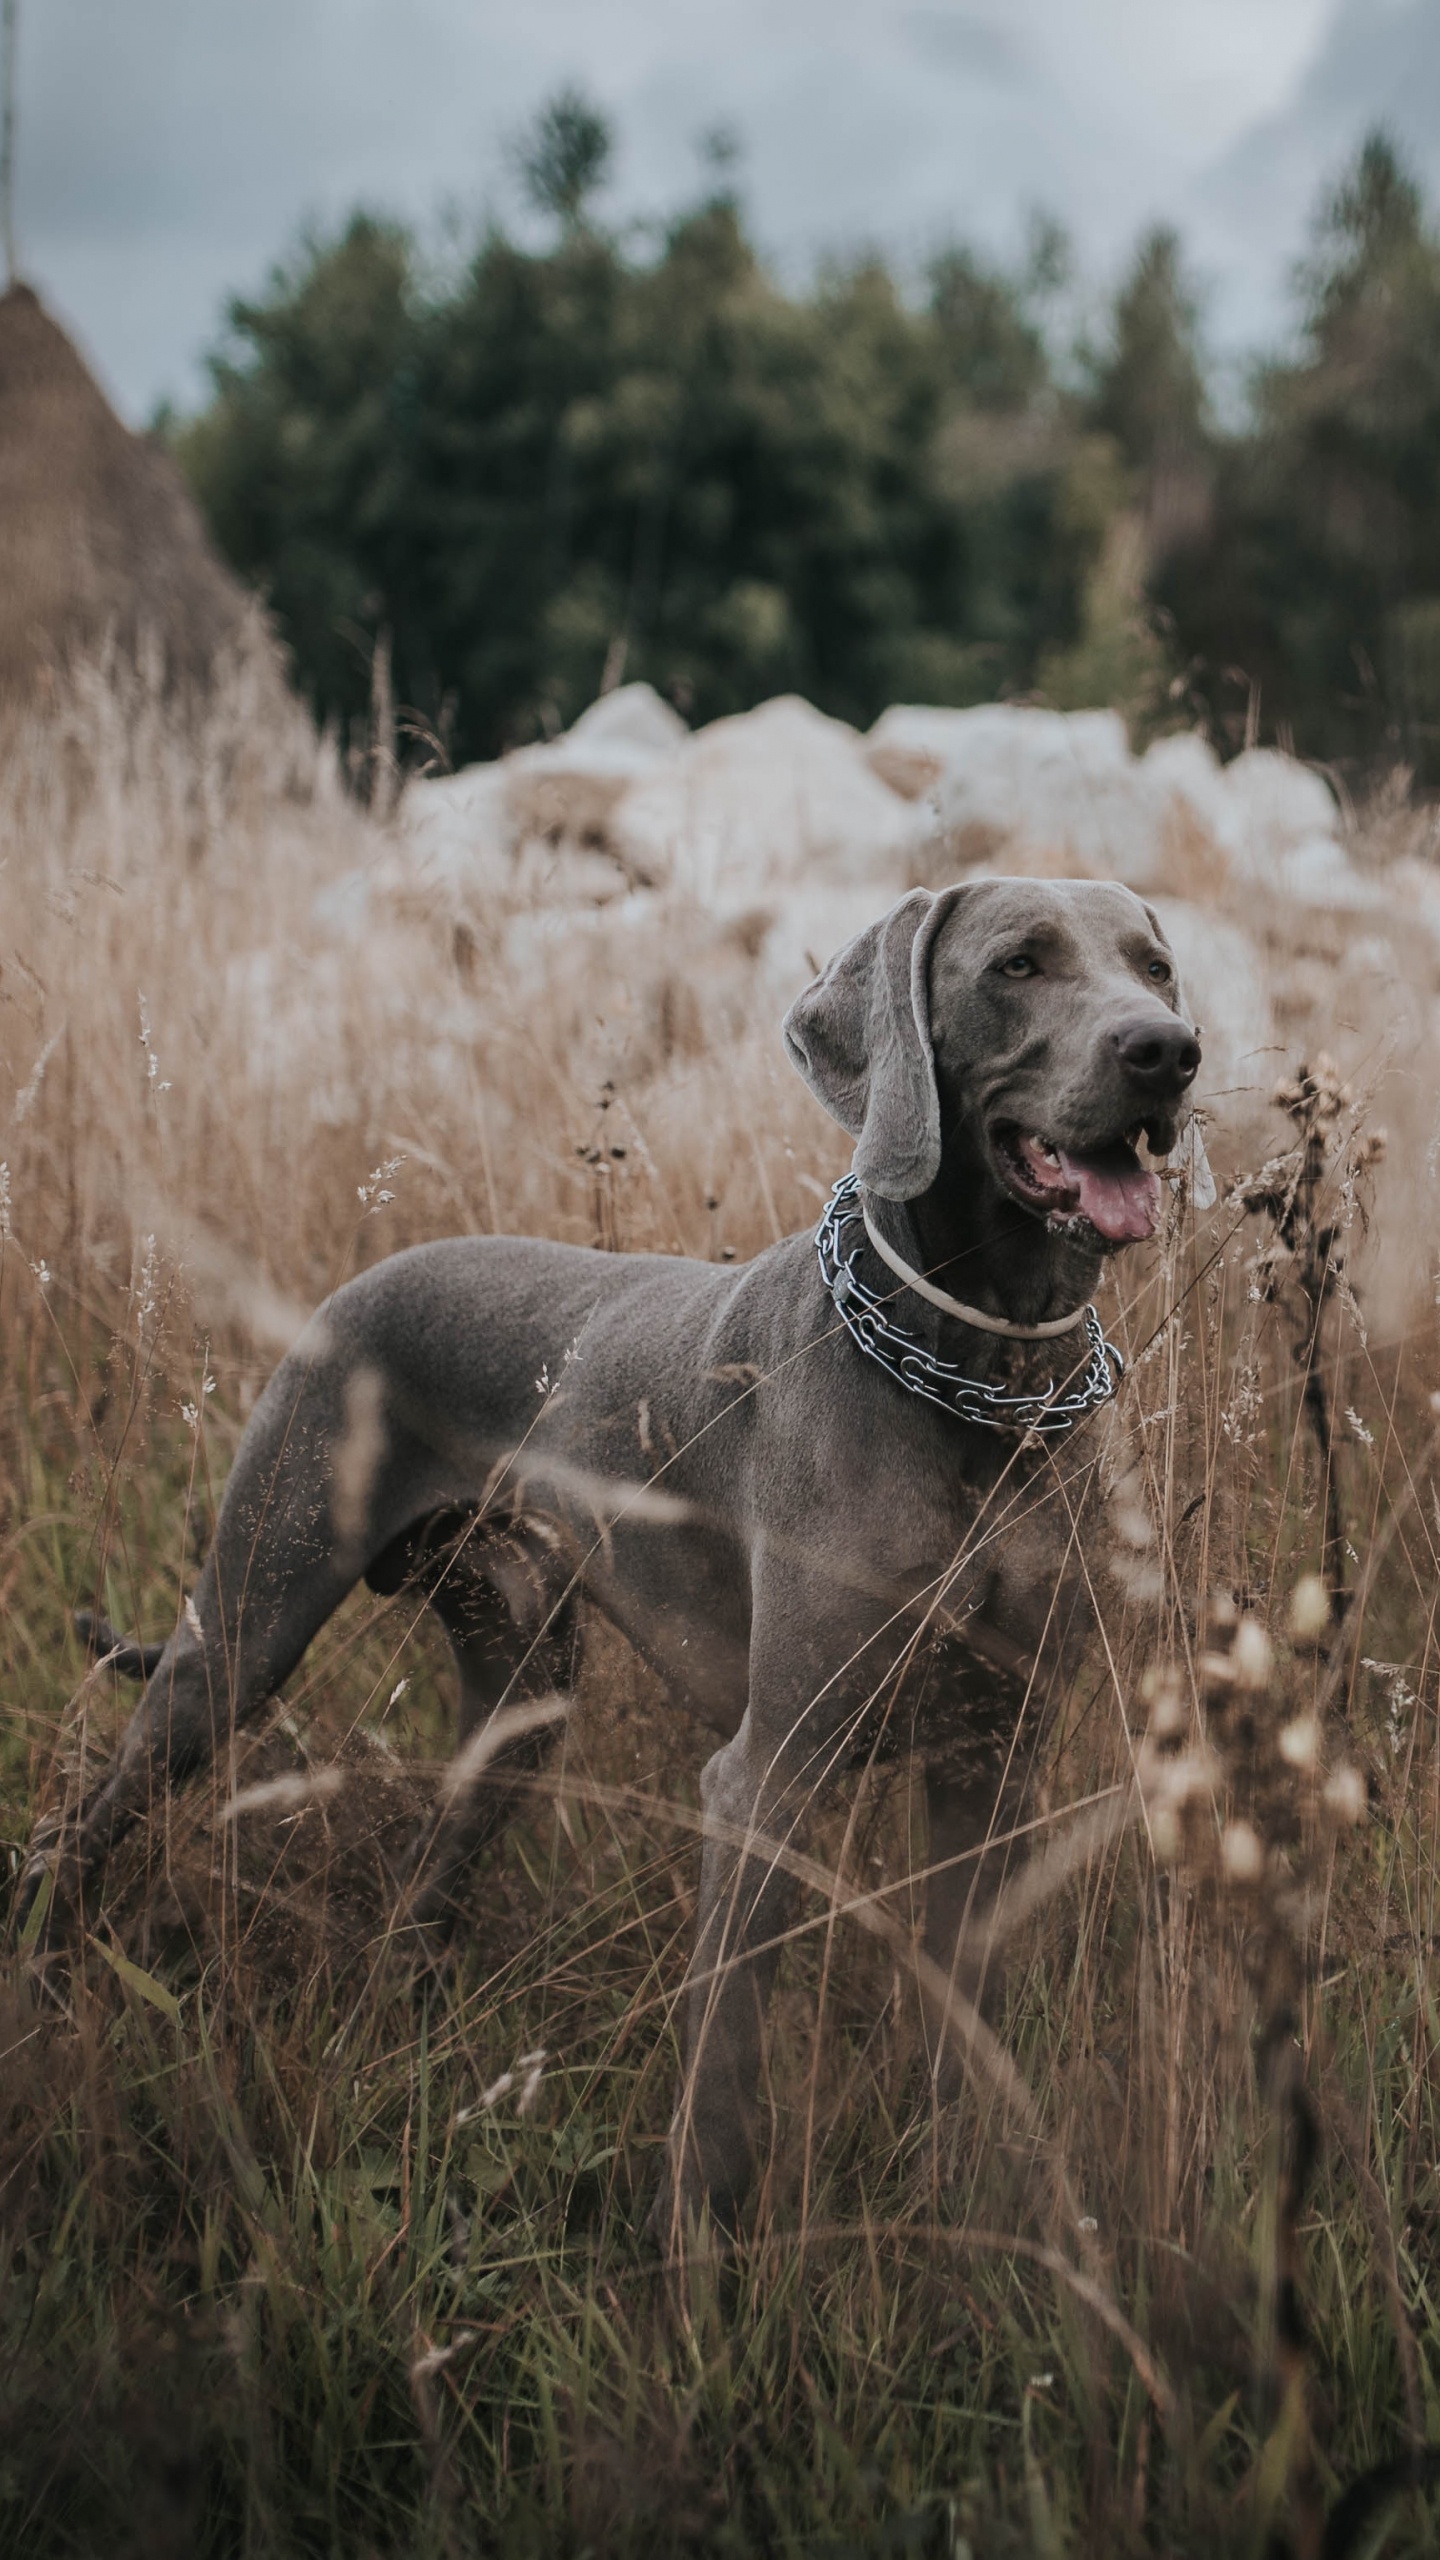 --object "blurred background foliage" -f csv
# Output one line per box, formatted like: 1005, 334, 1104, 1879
175, 94, 1440, 778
